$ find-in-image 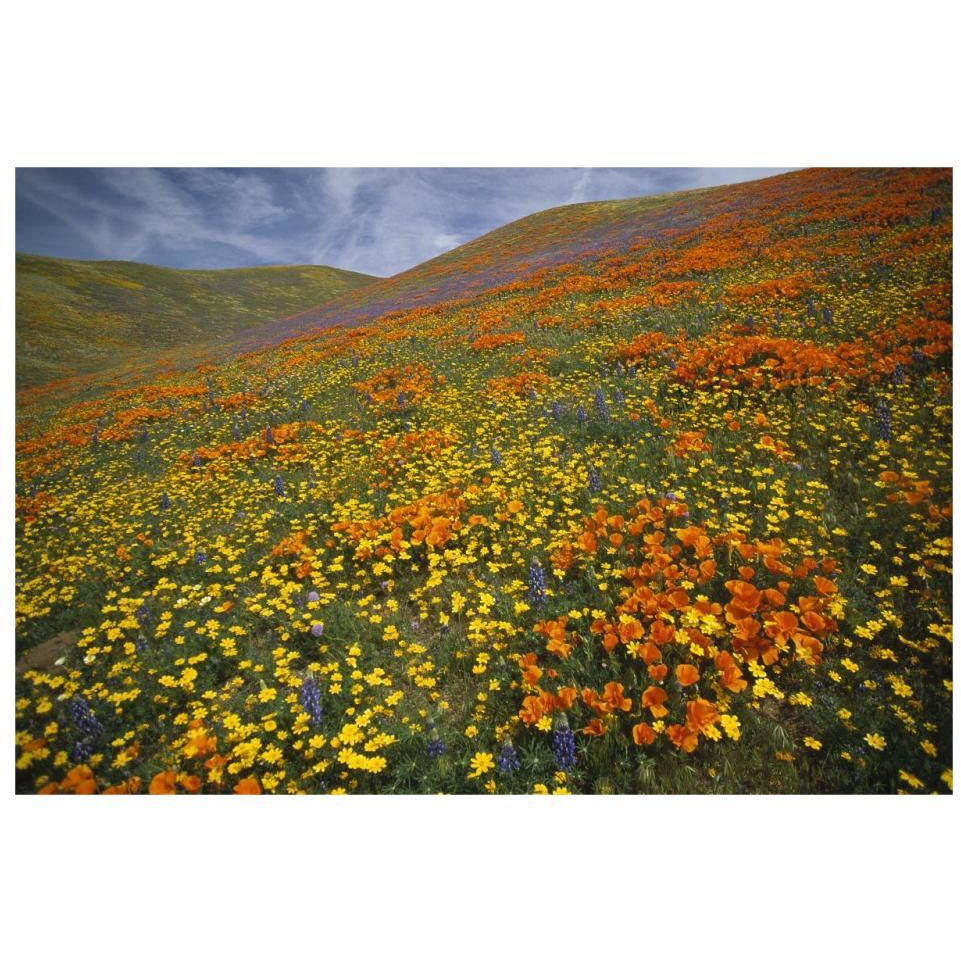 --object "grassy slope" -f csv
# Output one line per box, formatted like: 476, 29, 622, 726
15, 254, 376, 388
